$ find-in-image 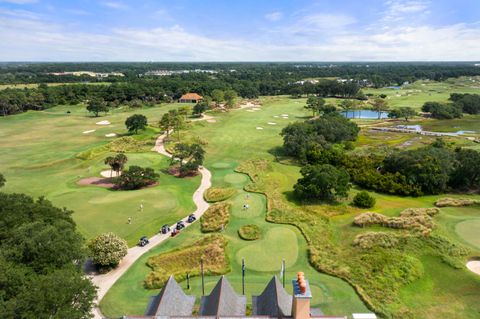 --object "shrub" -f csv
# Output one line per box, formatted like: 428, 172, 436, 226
108, 136, 149, 152
88, 232, 128, 268
435, 197, 480, 207
200, 203, 230, 233
352, 191, 376, 208
353, 208, 440, 234
204, 187, 236, 202
238, 224, 261, 241
353, 232, 400, 249
144, 235, 229, 289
